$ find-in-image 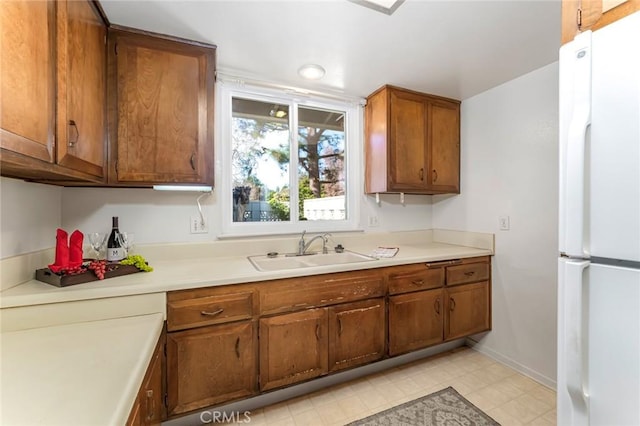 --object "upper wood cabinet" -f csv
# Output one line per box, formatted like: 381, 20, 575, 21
561, 0, 640, 44
57, 0, 107, 178
108, 28, 215, 186
0, 0, 107, 182
365, 85, 460, 195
